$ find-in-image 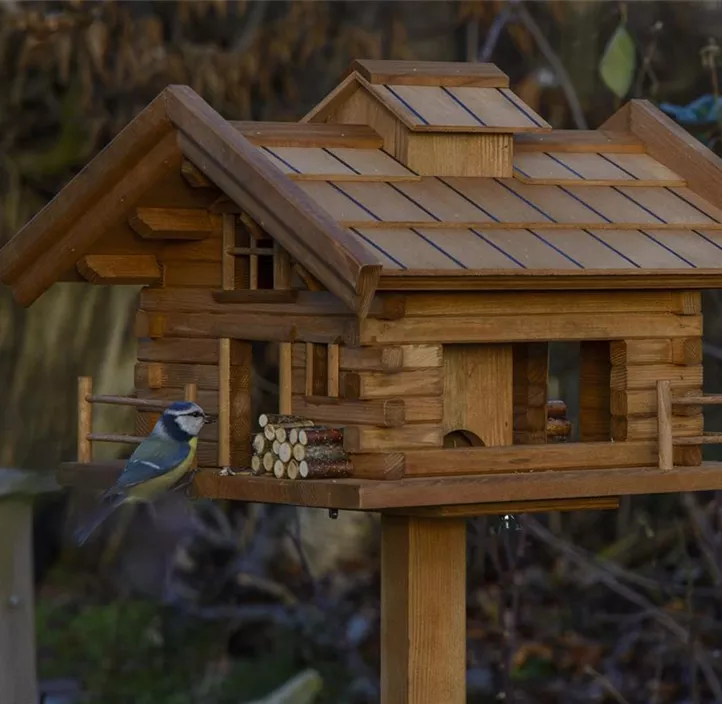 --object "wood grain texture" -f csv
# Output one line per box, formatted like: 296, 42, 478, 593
342, 369, 443, 400
610, 364, 703, 390
444, 344, 512, 448
515, 130, 644, 153
129, 207, 212, 240
352, 58, 508, 88
292, 396, 406, 427
579, 341, 611, 442
361, 313, 701, 345
164, 85, 382, 317
0, 498, 38, 704
657, 380, 673, 470
385, 497, 621, 517
512, 343, 548, 444
381, 515, 466, 704
343, 425, 444, 452
611, 413, 703, 442
77, 254, 161, 285
234, 121, 384, 149
77, 376, 93, 463
135, 362, 219, 390
67, 461, 722, 507
610, 338, 703, 366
